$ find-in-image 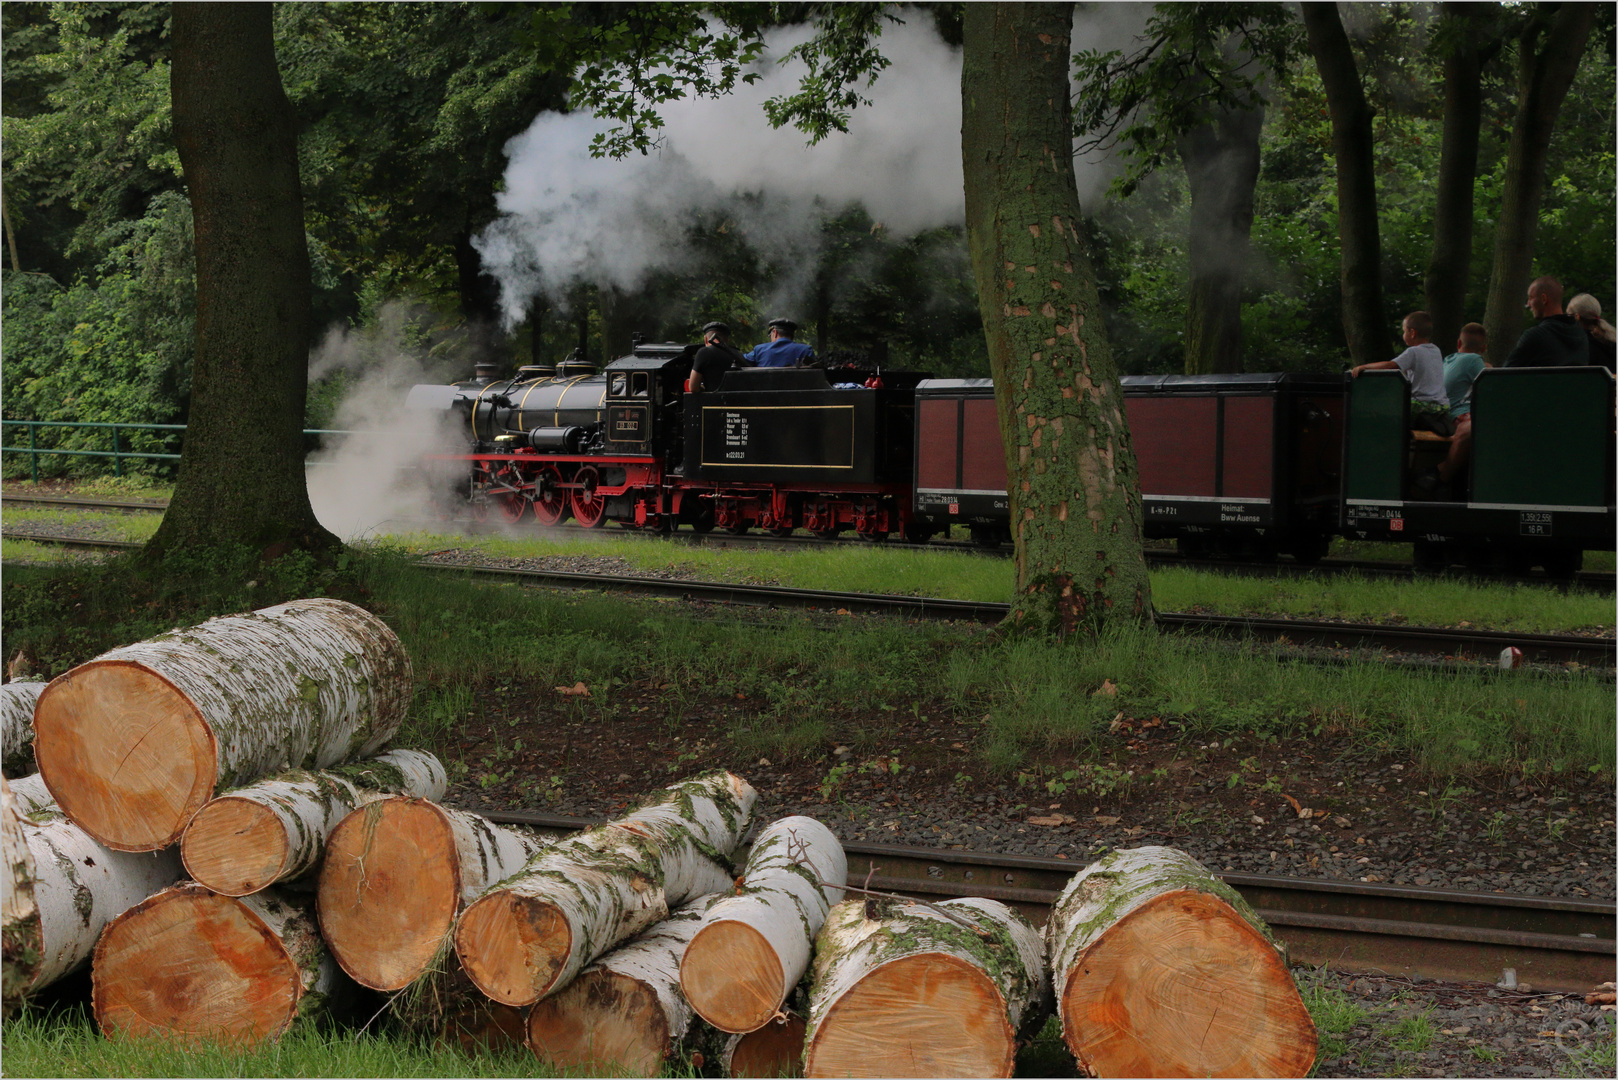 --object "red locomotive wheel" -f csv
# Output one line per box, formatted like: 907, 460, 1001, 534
497, 490, 529, 524
533, 465, 571, 527
570, 466, 608, 528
